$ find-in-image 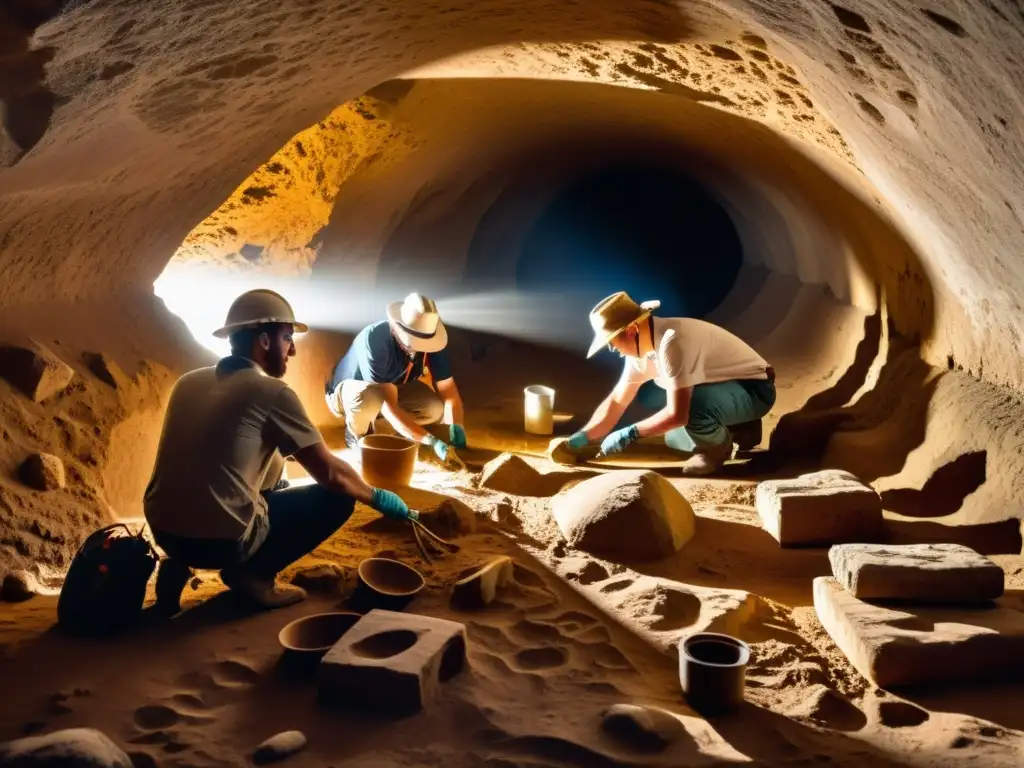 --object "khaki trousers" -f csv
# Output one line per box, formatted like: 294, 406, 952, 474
328, 379, 444, 437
